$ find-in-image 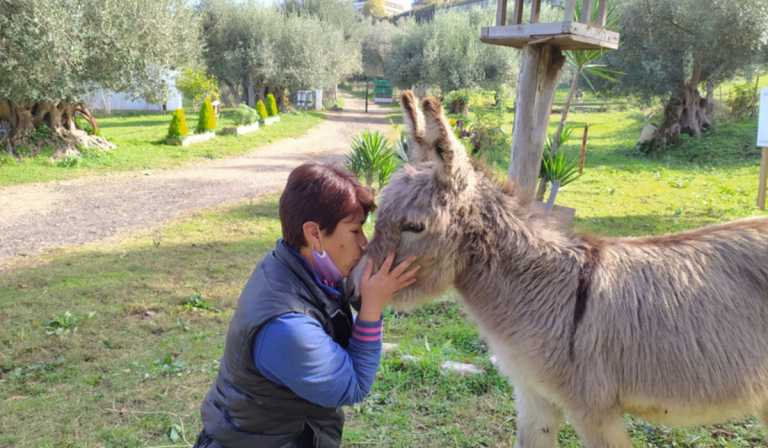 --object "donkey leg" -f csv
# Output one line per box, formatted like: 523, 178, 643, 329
567, 411, 632, 448
514, 387, 563, 448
